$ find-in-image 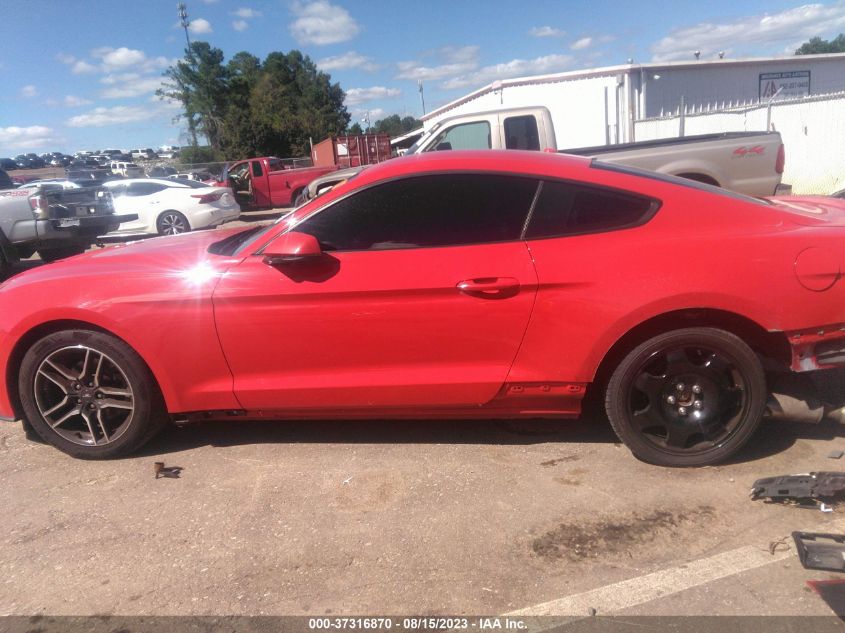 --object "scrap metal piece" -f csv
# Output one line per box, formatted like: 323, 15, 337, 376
154, 462, 183, 479
751, 472, 845, 501
793, 532, 845, 572
828, 450, 845, 460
